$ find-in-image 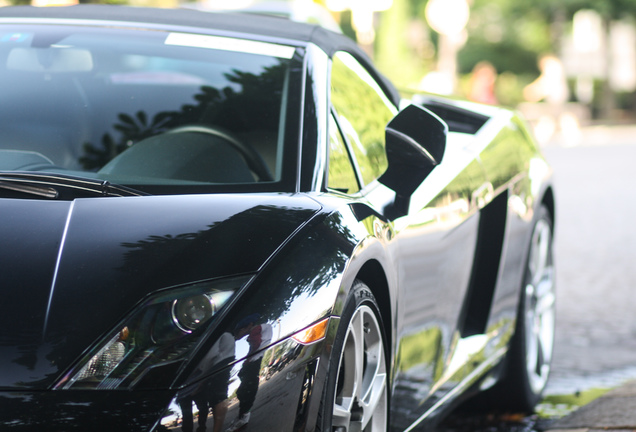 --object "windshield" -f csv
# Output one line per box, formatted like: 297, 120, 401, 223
0, 23, 300, 193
